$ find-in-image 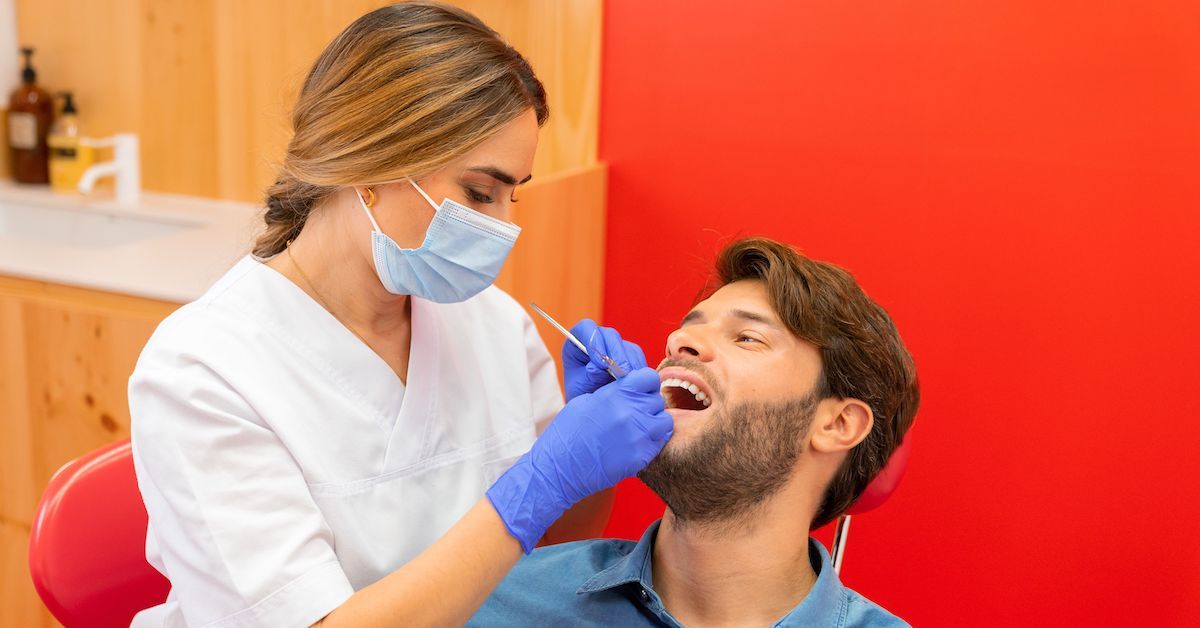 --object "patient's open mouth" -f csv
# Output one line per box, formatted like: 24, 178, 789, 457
660, 377, 712, 411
